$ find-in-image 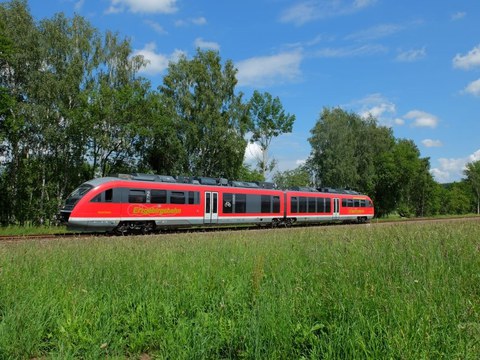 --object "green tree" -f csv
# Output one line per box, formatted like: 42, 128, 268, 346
248, 90, 295, 179
464, 160, 480, 214
273, 166, 310, 190
139, 91, 186, 175
441, 182, 472, 215
308, 108, 359, 188
160, 49, 250, 179
86, 31, 150, 177
0, 0, 43, 224
237, 163, 264, 182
